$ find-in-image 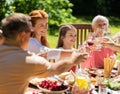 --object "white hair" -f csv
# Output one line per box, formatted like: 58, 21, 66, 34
92, 15, 109, 27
